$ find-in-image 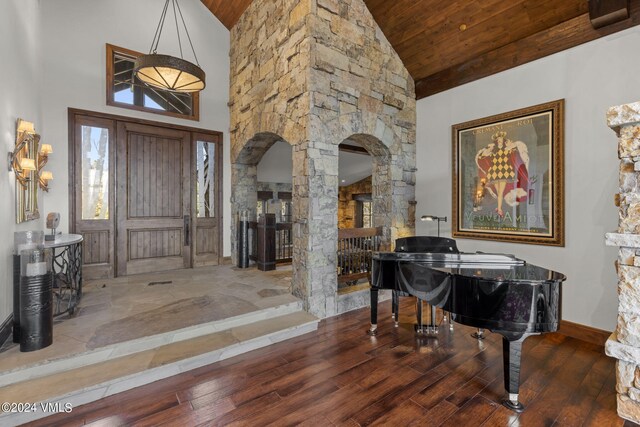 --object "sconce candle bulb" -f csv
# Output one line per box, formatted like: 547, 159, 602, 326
19, 158, 36, 171
9, 119, 38, 188
39, 144, 53, 155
